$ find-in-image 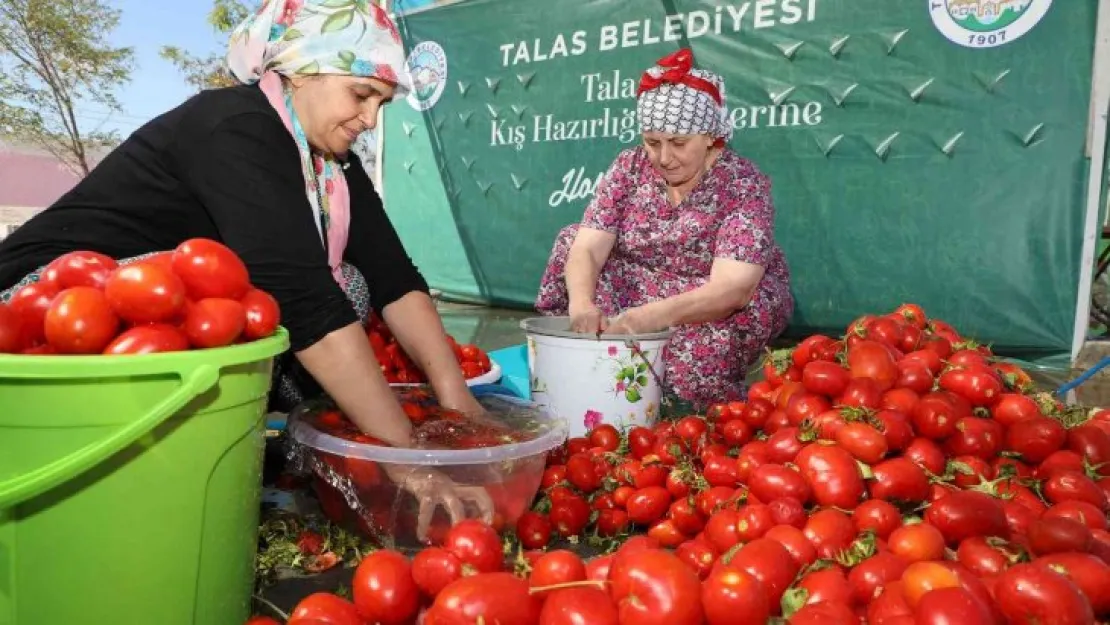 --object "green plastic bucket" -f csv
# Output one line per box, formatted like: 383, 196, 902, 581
0, 329, 289, 625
